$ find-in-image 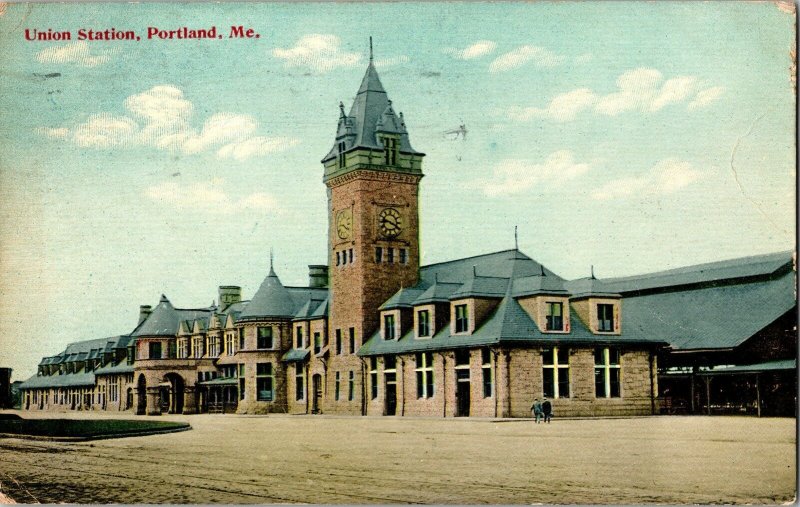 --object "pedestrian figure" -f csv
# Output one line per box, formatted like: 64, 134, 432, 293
531, 398, 543, 423
542, 397, 552, 423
